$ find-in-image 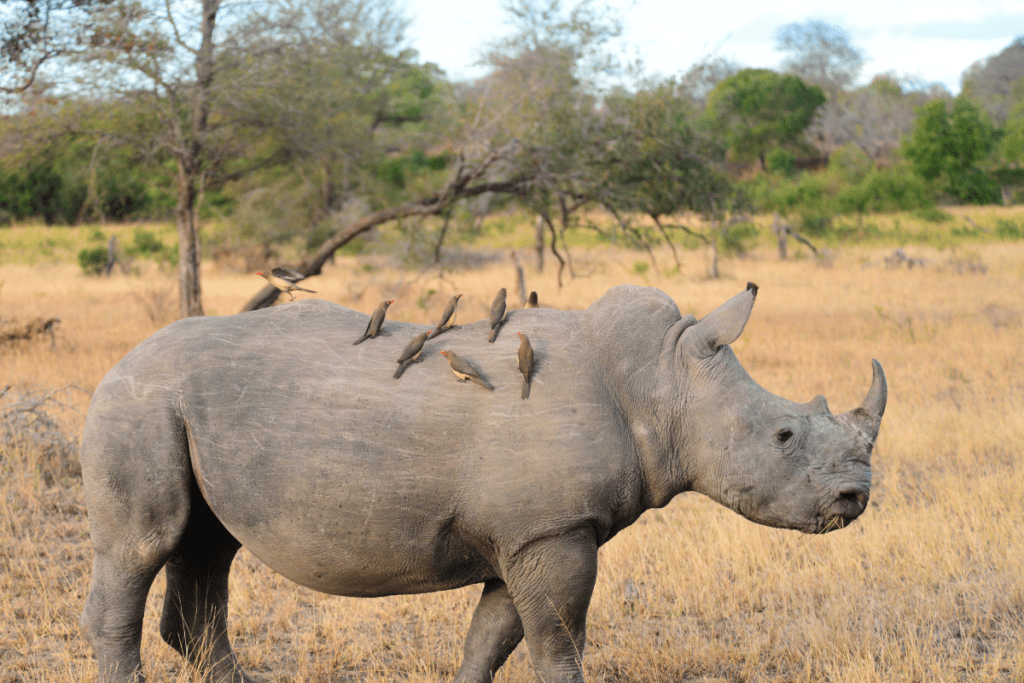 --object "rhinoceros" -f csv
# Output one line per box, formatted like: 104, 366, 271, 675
79, 283, 886, 683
